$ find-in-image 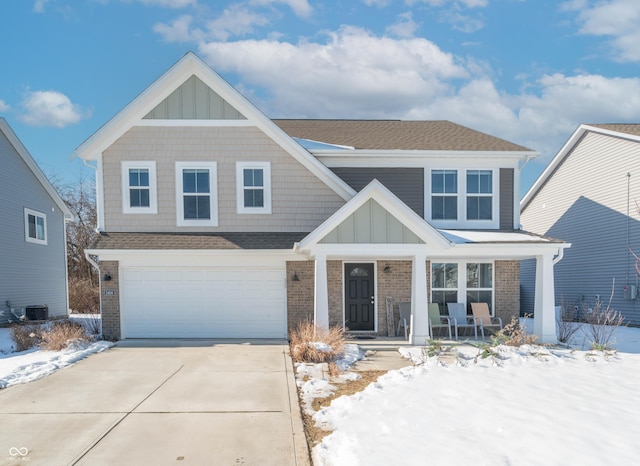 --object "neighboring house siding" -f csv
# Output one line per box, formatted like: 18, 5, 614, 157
0, 130, 68, 324
521, 132, 640, 325
500, 168, 514, 229
330, 168, 424, 217
102, 126, 345, 232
